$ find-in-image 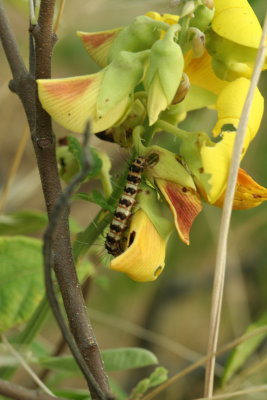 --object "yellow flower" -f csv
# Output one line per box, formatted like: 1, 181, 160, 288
37, 50, 149, 134
200, 78, 264, 204
206, 0, 267, 80
110, 210, 166, 282
37, 72, 131, 134
214, 169, 267, 209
